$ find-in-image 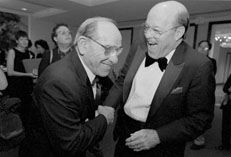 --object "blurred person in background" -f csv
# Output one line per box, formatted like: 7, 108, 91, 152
197, 40, 217, 74
34, 39, 50, 58
215, 74, 231, 151
27, 39, 35, 59
5, 30, 37, 128
38, 23, 72, 76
